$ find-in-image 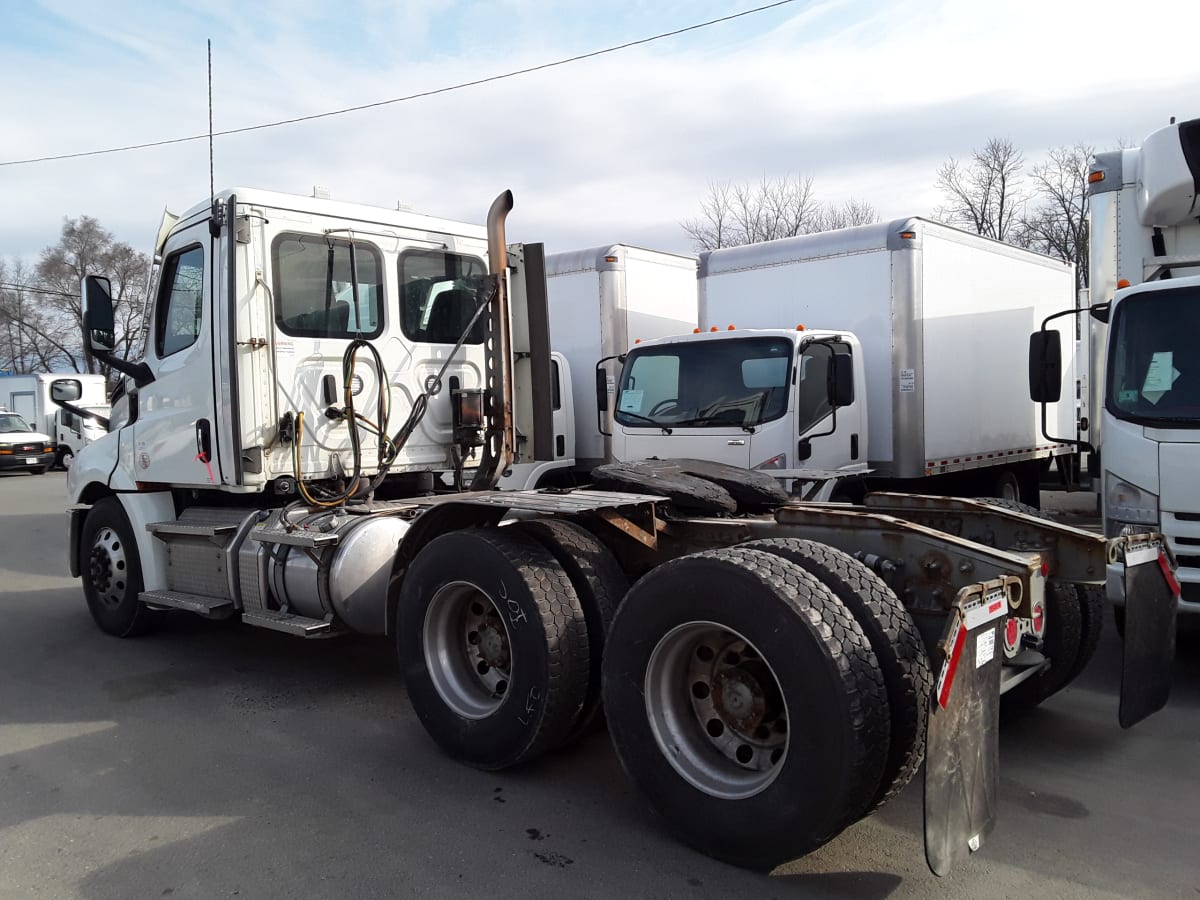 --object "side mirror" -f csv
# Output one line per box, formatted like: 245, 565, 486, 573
828, 354, 854, 408
595, 367, 609, 413
796, 439, 813, 461
50, 379, 82, 402
1028, 331, 1063, 403
82, 275, 116, 352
